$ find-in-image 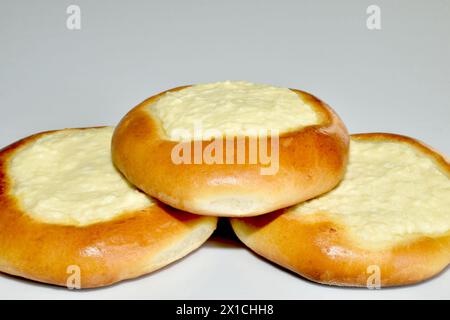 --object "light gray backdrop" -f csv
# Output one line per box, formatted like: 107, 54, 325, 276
0, 0, 449, 299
